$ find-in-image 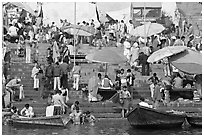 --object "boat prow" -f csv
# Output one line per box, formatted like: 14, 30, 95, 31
186, 114, 202, 128
126, 105, 186, 129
